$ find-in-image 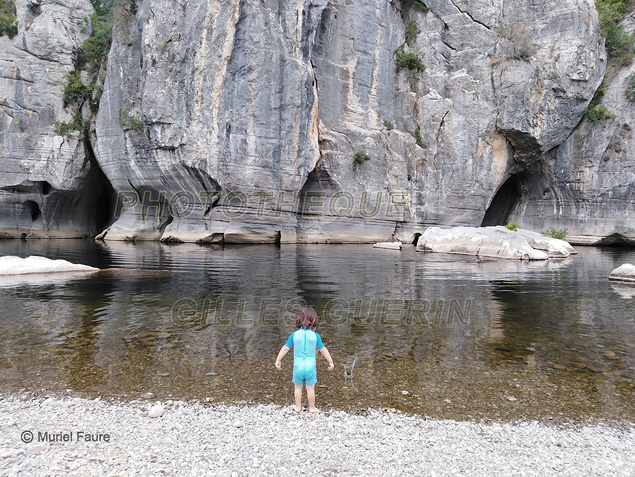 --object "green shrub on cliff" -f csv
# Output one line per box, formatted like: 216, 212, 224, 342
595, 0, 634, 63
505, 221, 519, 231
53, 110, 85, 136
404, 18, 420, 46
585, 81, 616, 121
395, 44, 426, 90
586, 104, 616, 121
413, 127, 425, 148
117, 109, 143, 130
353, 151, 371, 171
626, 73, 635, 102
0, 0, 18, 39
63, 72, 91, 106
78, 0, 115, 71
